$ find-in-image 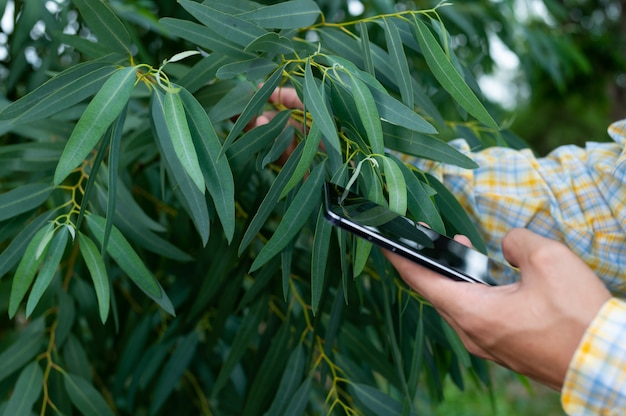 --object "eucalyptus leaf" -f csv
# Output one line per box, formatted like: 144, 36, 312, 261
79, 232, 110, 323
381, 156, 407, 215
349, 73, 384, 155
3, 361, 43, 416
351, 383, 404, 416
0, 318, 45, 383
249, 161, 326, 272
237, 0, 321, 29
54, 66, 137, 186
311, 206, 332, 315
279, 122, 321, 199
265, 345, 306, 416
72, 0, 131, 55
86, 214, 175, 316
304, 60, 341, 153
63, 373, 115, 416
383, 18, 413, 107
413, 18, 498, 129
0, 183, 53, 222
